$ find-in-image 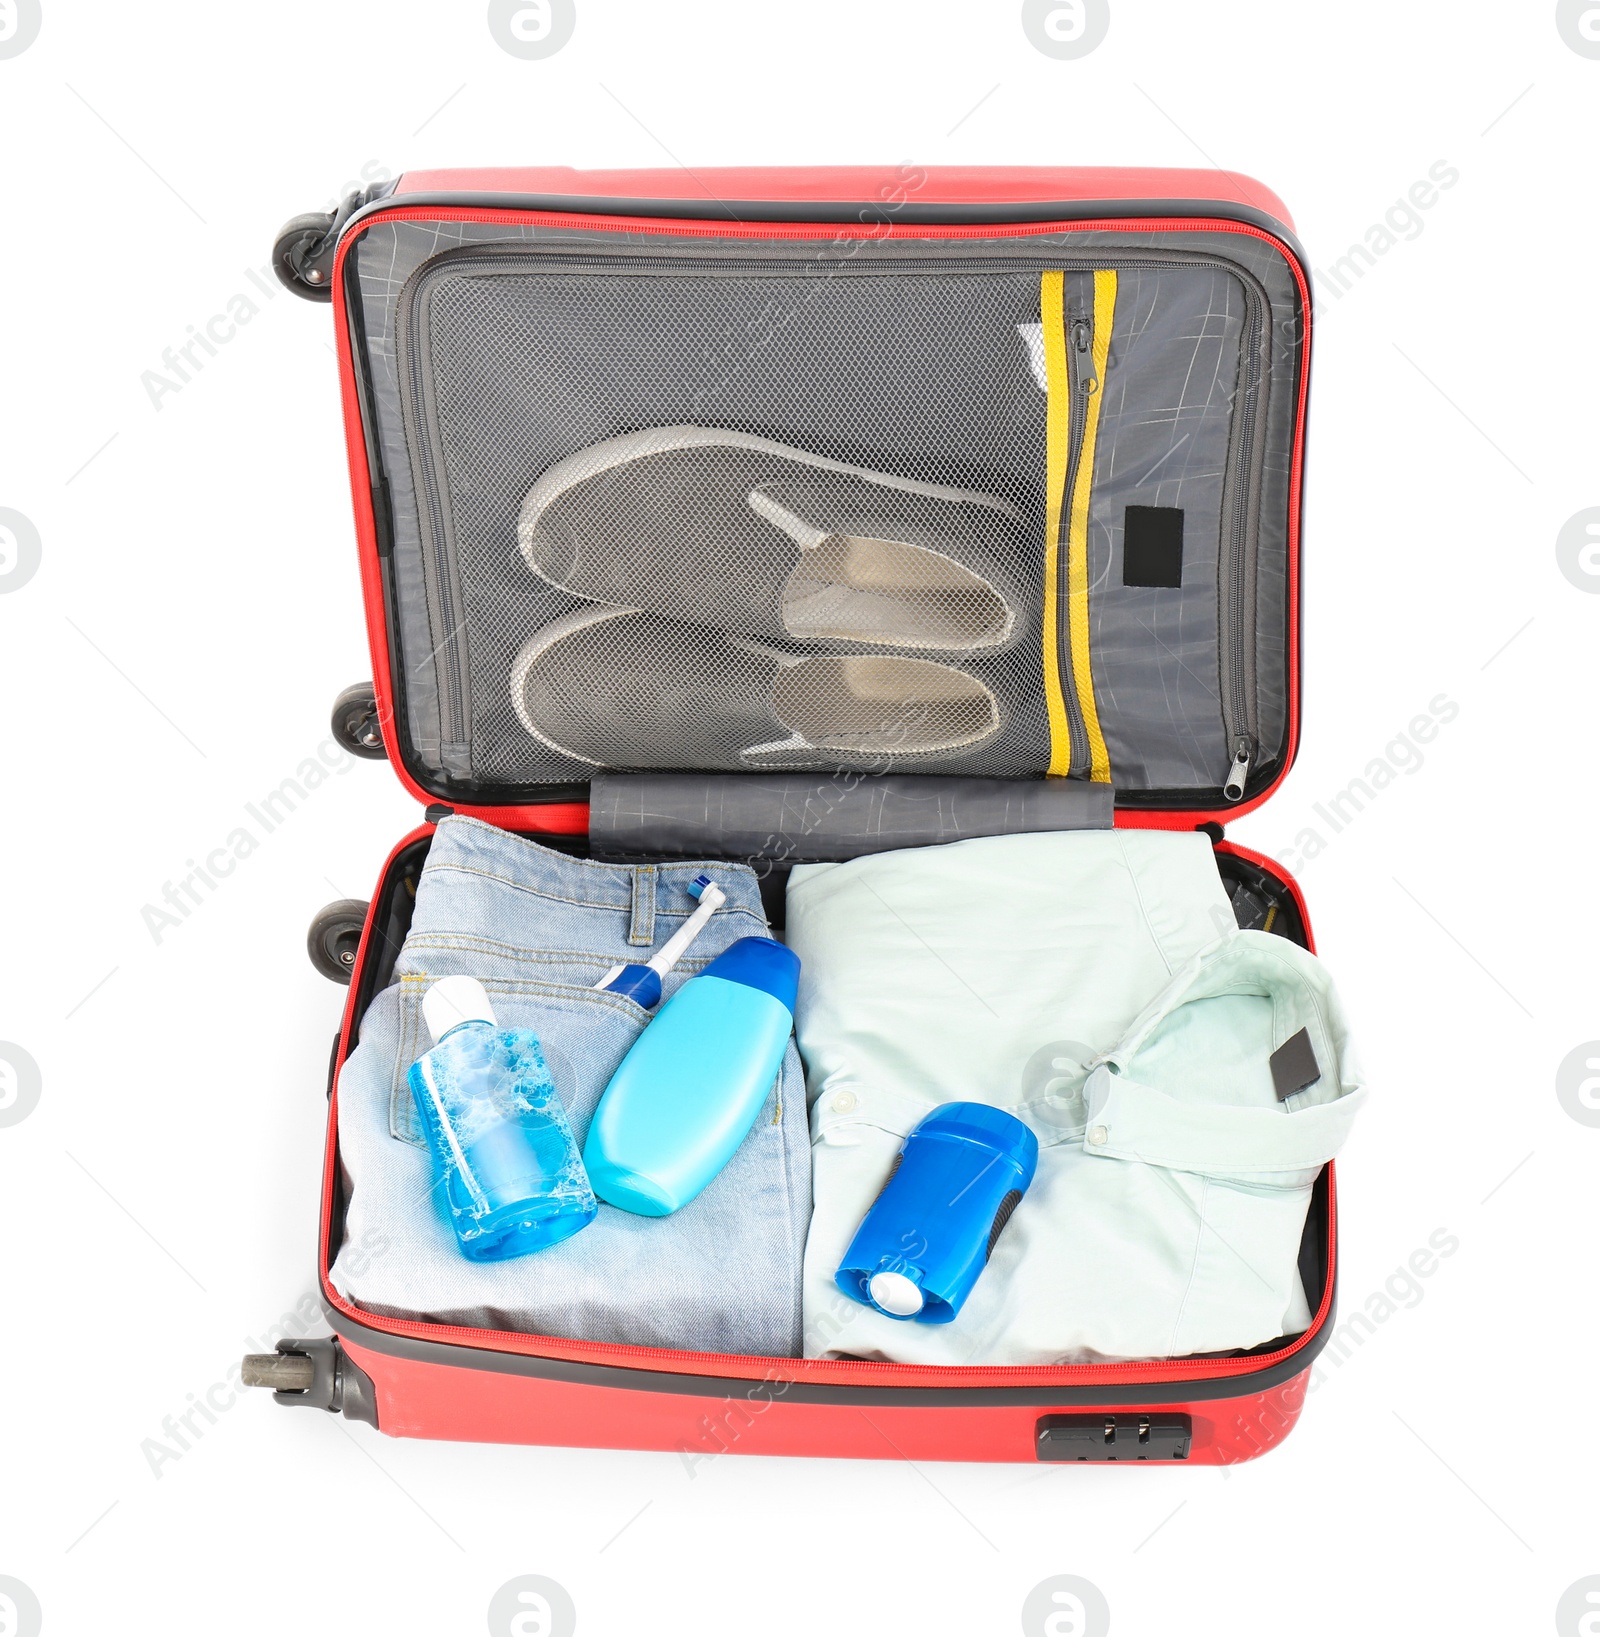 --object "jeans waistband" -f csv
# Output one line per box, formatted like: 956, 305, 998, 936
414, 816, 770, 949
